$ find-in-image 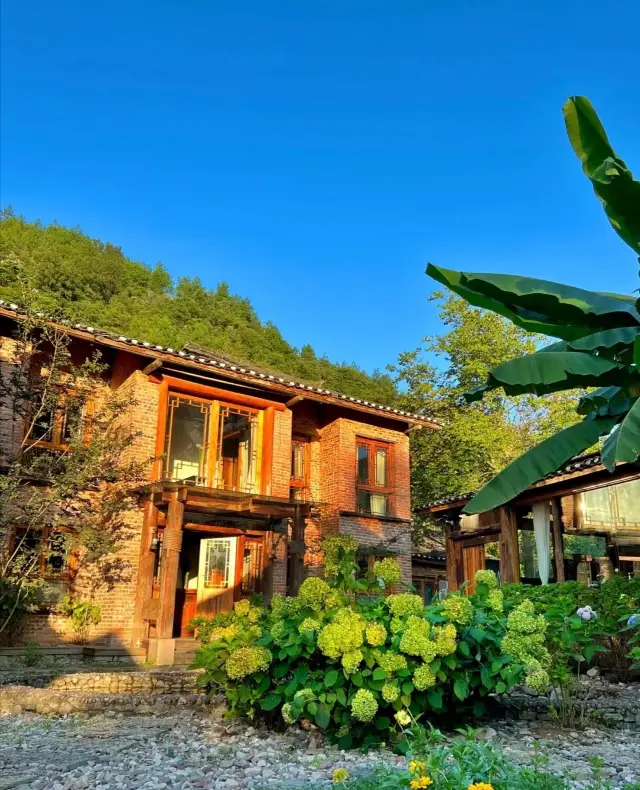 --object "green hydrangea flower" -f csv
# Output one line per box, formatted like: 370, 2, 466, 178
282, 702, 297, 724
234, 600, 251, 616
322, 535, 359, 578
365, 621, 387, 647
475, 569, 499, 590
299, 576, 331, 610
270, 619, 288, 645
342, 649, 363, 675
413, 664, 436, 691
317, 608, 364, 658
294, 688, 316, 706
225, 646, 271, 680
386, 594, 424, 618
487, 589, 503, 613
325, 591, 345, 610
299, 618, 320, 633
442, 595, 473, 625
526, 667, 550, 693
390, 617, 405, 634
350, 688, 378, 722
399, 615, 436, 661
373, 558, 402, 586
271, 594, 301, 620
381, 682, 399, 702
373, 650, 408, 673
211, 625, 239, 641
501, 601, 550, 682
433, 623, 457, 656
